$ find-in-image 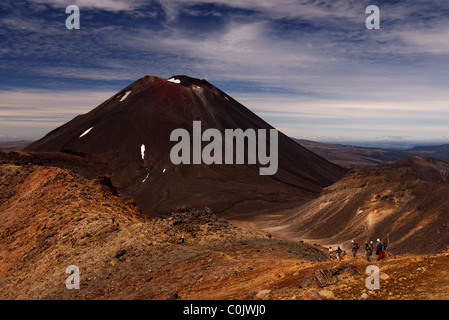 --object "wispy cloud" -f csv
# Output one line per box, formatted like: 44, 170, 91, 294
0, 89, 115, 138
2, 0, 449, 141
29, 0, 148, 12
